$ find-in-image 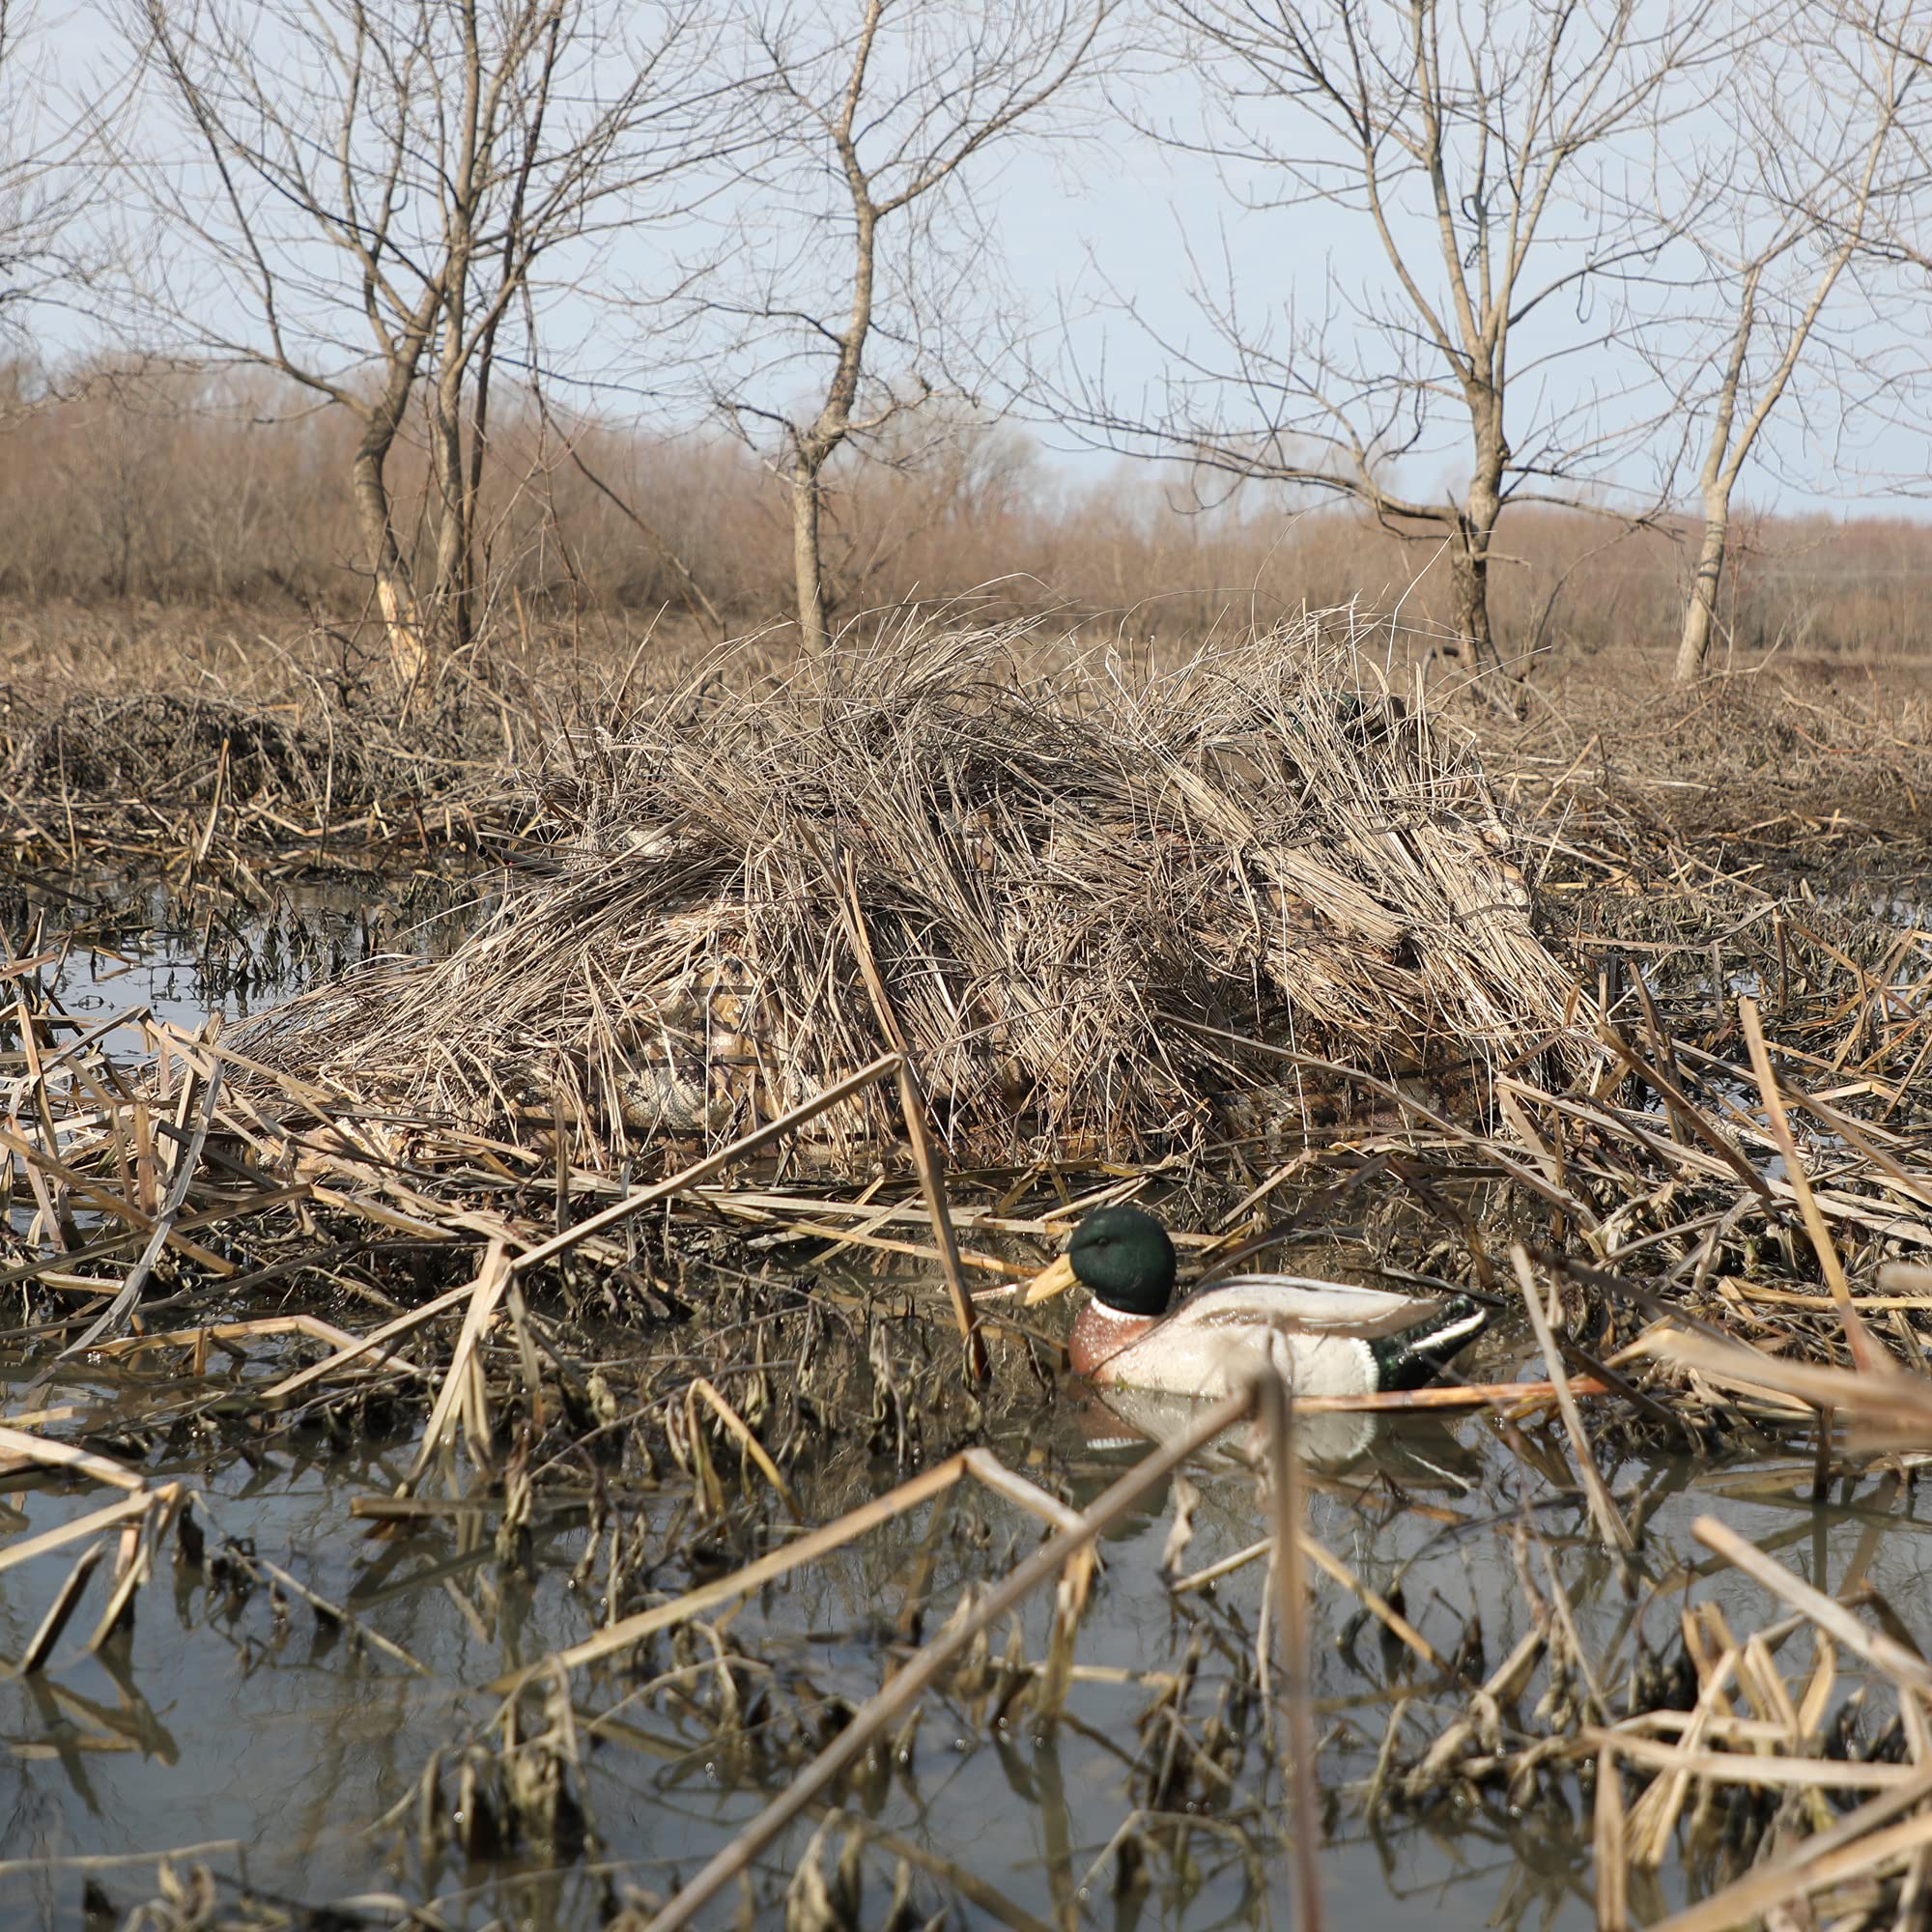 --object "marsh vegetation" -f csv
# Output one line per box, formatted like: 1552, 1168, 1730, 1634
0, 613, 1927, 1931
6, 0, 1932, 1925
